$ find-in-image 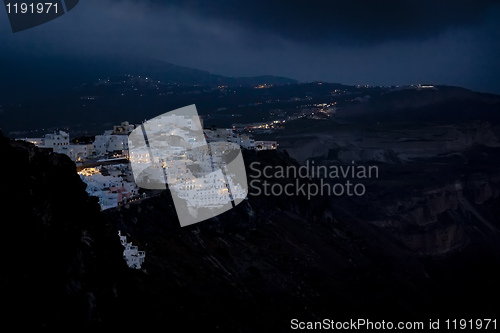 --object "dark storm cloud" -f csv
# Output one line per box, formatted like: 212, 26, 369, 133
139, 0, 499, 44
1, 0, 499, 94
